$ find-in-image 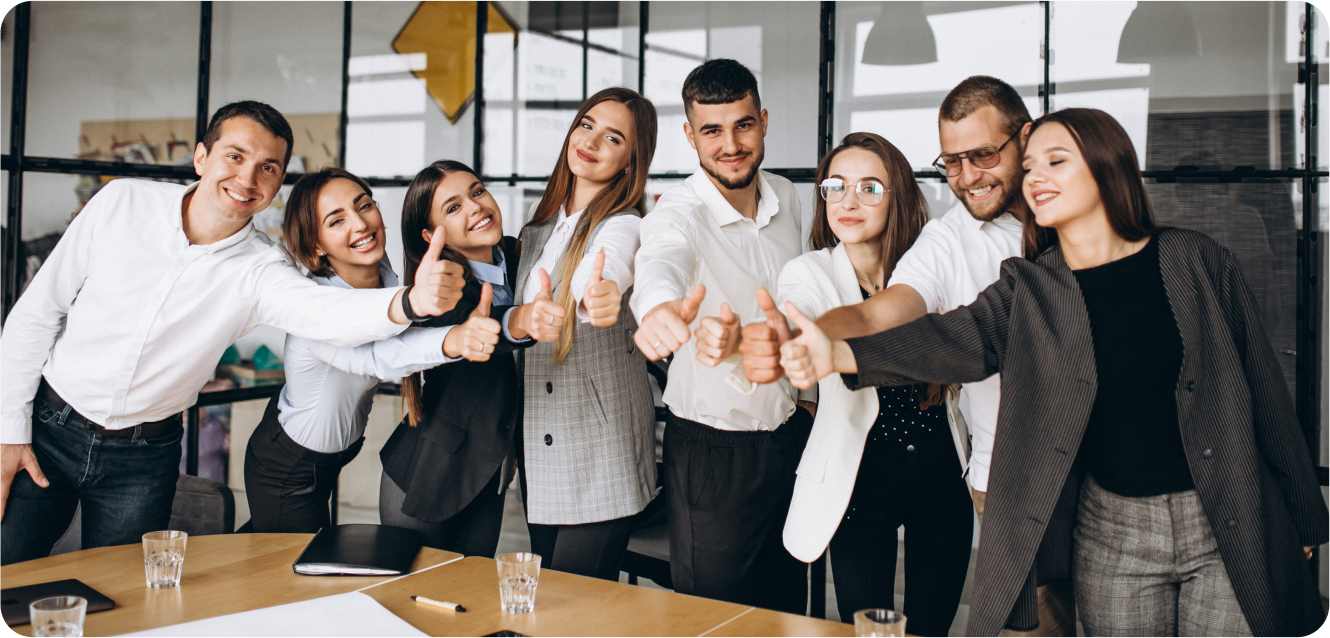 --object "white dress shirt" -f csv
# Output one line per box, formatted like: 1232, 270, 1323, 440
631, 169, 808, 432
278, 258, 453, 454
885, 201, 1024, 491
520, 204, 639, 323
0, 179, 406, 444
